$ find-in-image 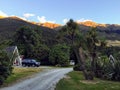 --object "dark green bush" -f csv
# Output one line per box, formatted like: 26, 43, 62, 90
49, 44, 70, 67
96, 55, 120, 81
0, 51, 13, 85
0, 77, 4, 85
73, 64, 83, 71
